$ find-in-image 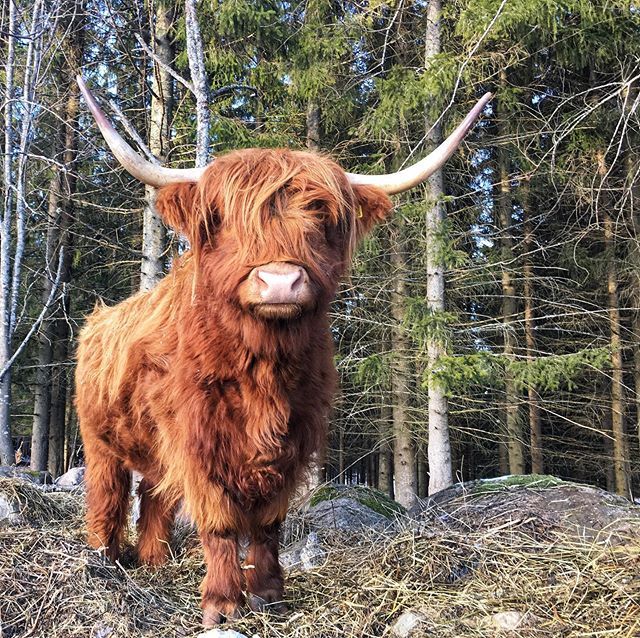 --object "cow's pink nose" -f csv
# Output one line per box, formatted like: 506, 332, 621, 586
256, 263, 307, 304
